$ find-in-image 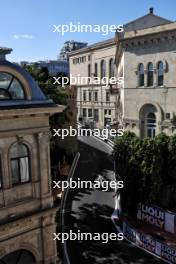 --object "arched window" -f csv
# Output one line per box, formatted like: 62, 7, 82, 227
147, 112, 156, 138
147, 62, 153, 86
158, 61, 164, 86
101, 60, 106, 79
0, 72, 25, 100
10, 143, 30, 186
109, 58, 114, 78
138, 63, 144, 86
0, 249, 35, 264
